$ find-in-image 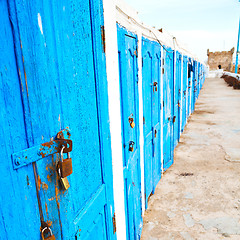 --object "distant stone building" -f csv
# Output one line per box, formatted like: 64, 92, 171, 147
207, 48, 234, 71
